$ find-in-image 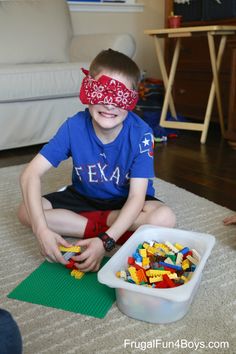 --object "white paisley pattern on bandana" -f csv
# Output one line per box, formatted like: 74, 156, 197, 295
79, 68, 139, 111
